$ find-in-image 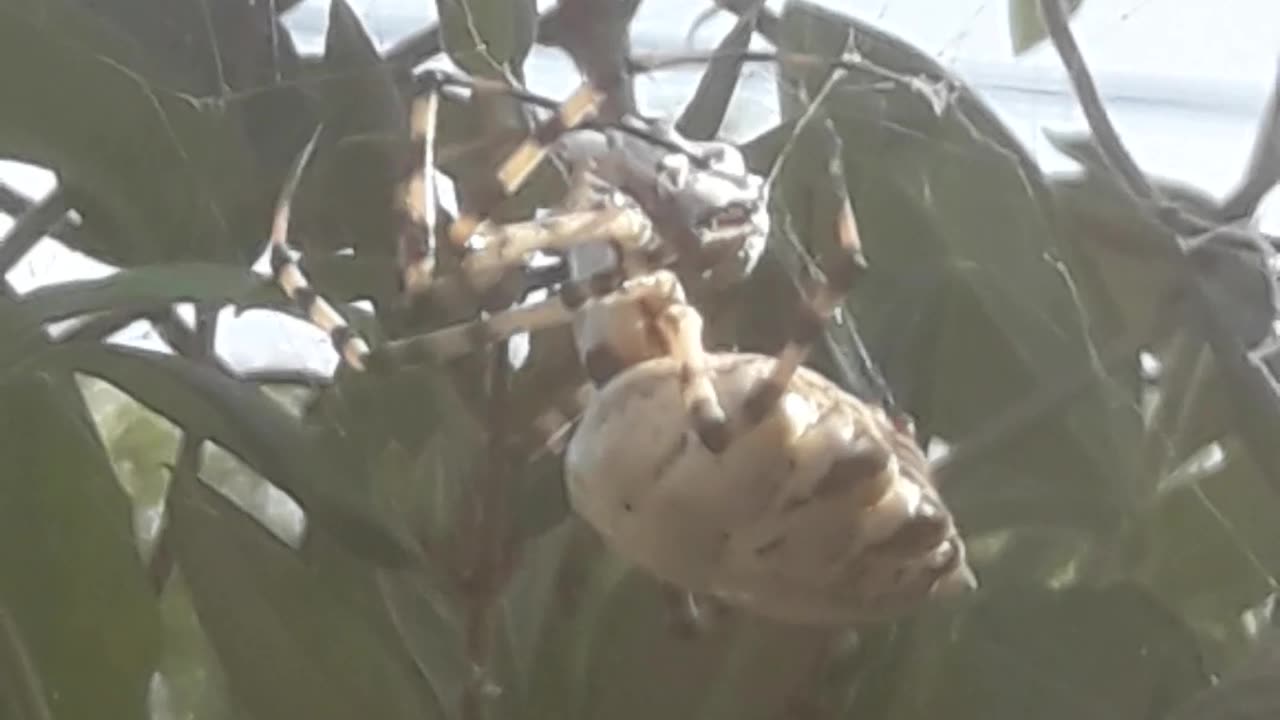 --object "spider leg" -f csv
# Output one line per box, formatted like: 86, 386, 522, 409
446, 81, 606, 249
266, 78, 610, 374
373, 267, 730, 452
732, 192, 868, 435
397, 79, 442, 296
268, 126, 373, 371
